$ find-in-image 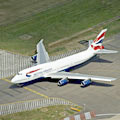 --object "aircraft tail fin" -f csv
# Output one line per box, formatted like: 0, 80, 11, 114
89, 29, 107, 50
36, 39, 50, 64
88, 29, 118, 54
94, 29, 107, 45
